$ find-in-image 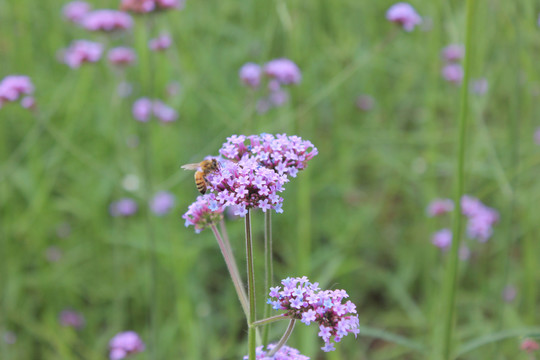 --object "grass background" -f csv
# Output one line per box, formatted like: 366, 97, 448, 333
1, 0, 540, 359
